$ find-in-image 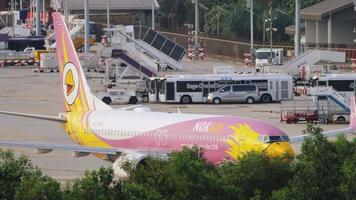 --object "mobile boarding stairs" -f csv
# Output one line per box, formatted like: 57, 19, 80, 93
310, 86, 350, 114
